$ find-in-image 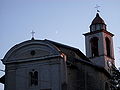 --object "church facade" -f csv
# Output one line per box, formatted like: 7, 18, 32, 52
0, 13, 117, 90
